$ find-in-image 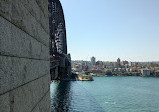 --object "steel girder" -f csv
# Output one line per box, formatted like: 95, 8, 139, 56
48, 0, 67, 56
